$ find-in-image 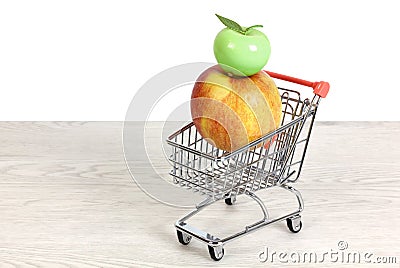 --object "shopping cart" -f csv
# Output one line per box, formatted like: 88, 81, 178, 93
166, 71, 329, 261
